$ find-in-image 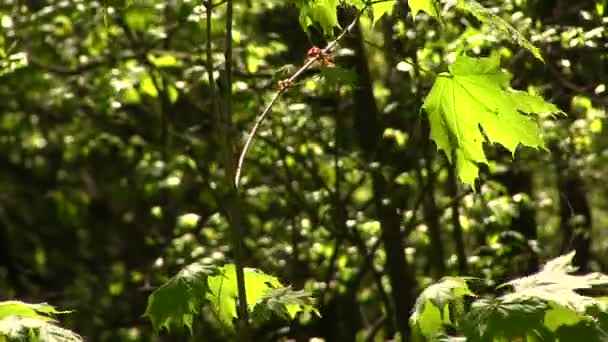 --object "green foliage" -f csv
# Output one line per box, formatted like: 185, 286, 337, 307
293, 0, 341, 37
206, 264, 317, 327
371, 0, 395, 25
0, 302, 71, 321
455, 0, 543, 61
422, 53, 561, 187
3, 0, 607, 340
408, 0, 441, 19
255, 287, 320, 320
414, 252, 608, 341
145, 263, 217, 333
462, 297, 551, 341
0, 301, 81, 342
410, 277, 474, 340
145, 263, 316, 334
